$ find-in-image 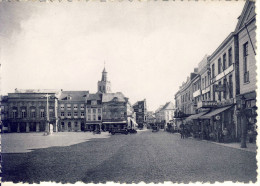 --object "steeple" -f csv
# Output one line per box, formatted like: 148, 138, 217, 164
97, 63, 111, 93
